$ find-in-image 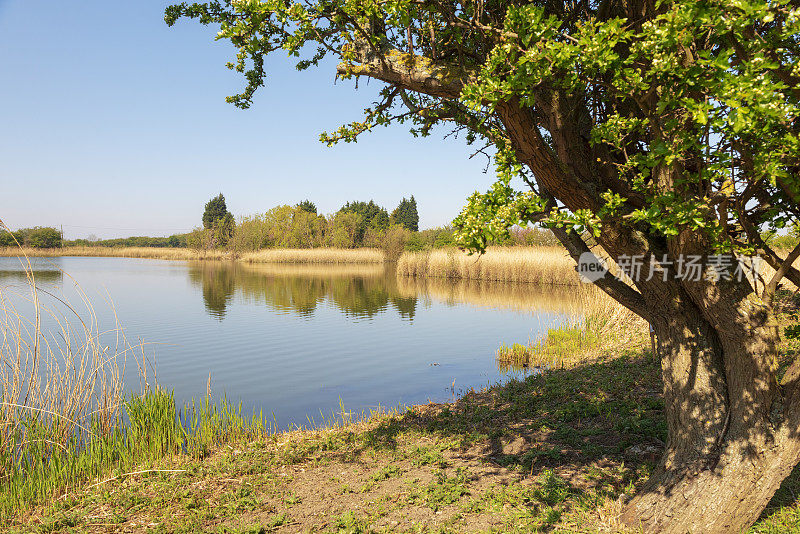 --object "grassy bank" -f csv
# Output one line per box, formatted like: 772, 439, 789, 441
397, 247, 579, 285
495, 289, 646, 371
10, 290, 800, 533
